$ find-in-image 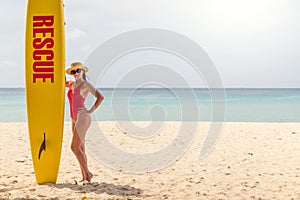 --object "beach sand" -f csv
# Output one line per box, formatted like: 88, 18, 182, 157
0, 122, 299, 199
